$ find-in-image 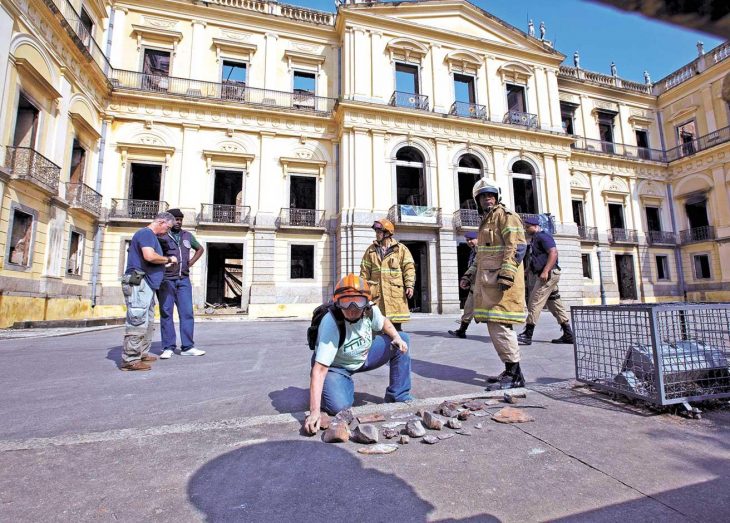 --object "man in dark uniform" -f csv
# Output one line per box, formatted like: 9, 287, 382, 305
518, 216, 574, 345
